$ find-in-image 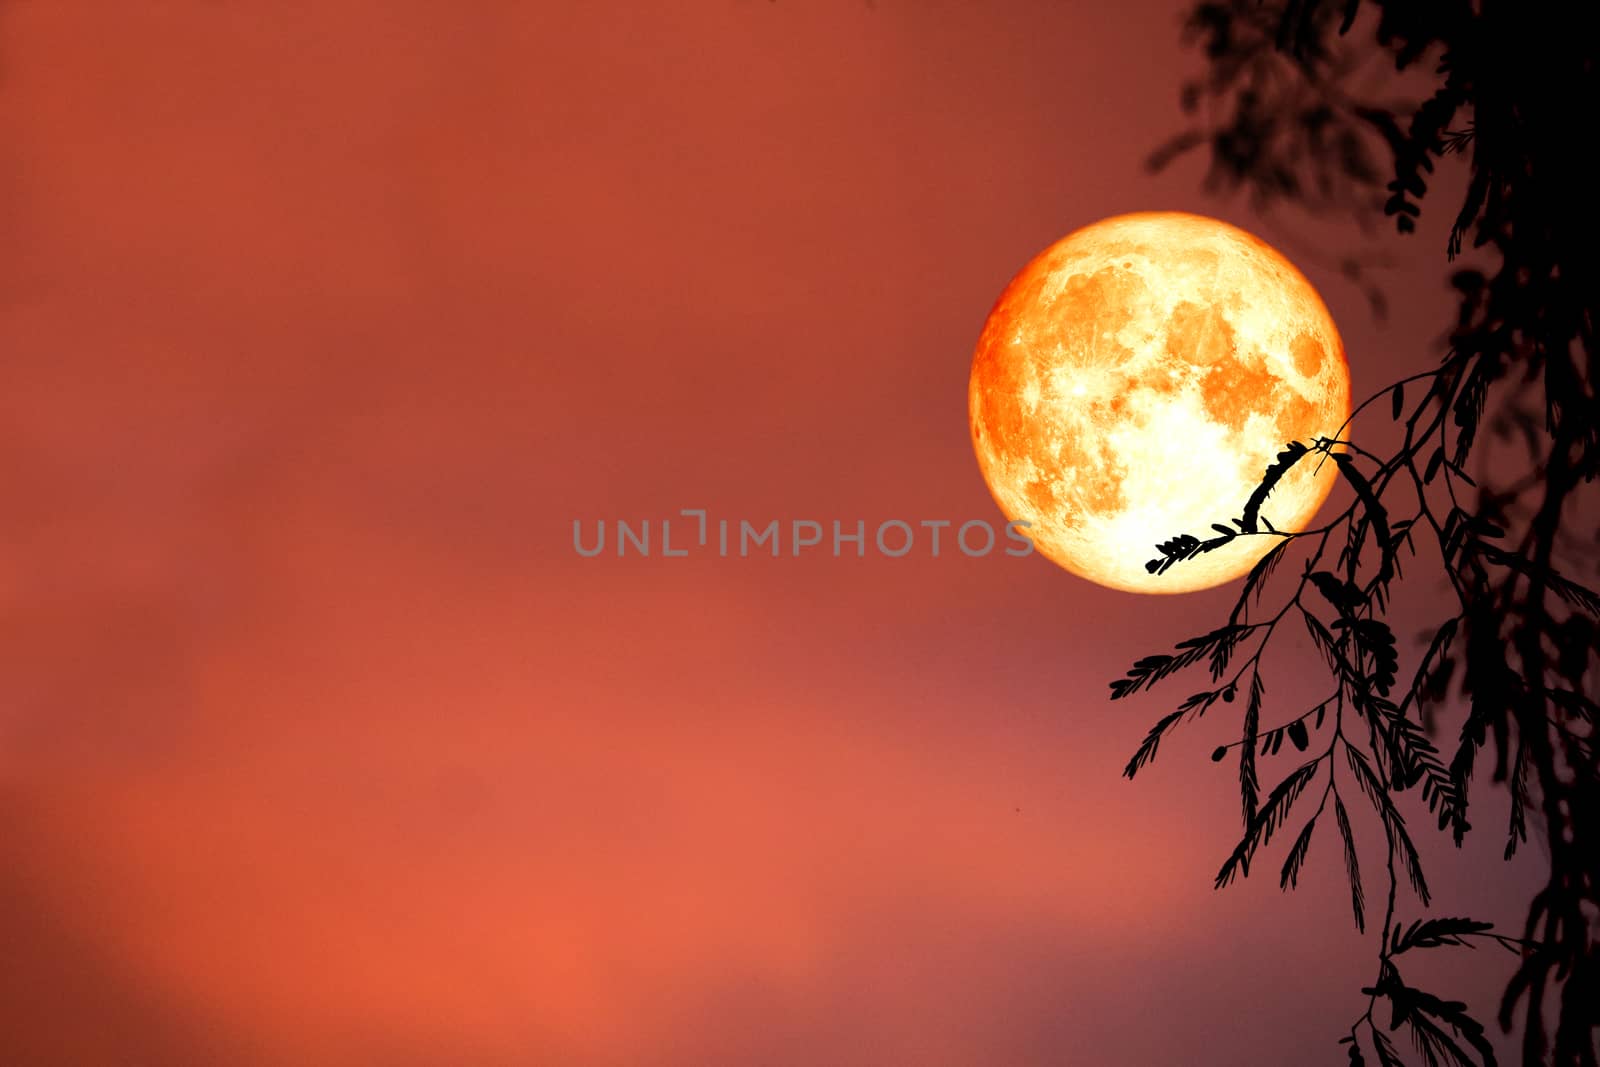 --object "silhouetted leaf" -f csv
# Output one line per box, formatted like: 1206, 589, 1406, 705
1444, 458, 1477, 486
1338, 0, 1360, 33
1451, 360, 1488, 467
1146, 129, 1206, 171
1505, 746, 1528, 860
1240, 441, 1309, 534
1402, 617, 1460, 717
1364, 962, 1498, 1067
1424, 446, 1445, 484
1346, 746, 1431, 904
1449, 167, 1489, 258
1303, 610, 1352, 679
1475, 544, 1600, 617
1332, 618, 1399, 695
1240, 672, 1262, 826
1370, 1029, 1404, 1067
1123, 709, 1185, 779
1147, 527, 1240, 575
1235, 539, 1290, 622
1546, 687, 1600, 722
1544, 568, 1600, 619
1465, 514, 1503, 540
1335, 794, 1365, 931
1332, 452, 1395, 590
1367, 699, 1467, 840
1448, 653, 1517, 844
1287, 719, 1310, 751
1109, 626, 1249, 699
1204, 626, 1246, 680
1392, 916, 1494, 955
1216, 760, 1320, 889
1310, 571, 1364, 614
1280, 810, 1317, 889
